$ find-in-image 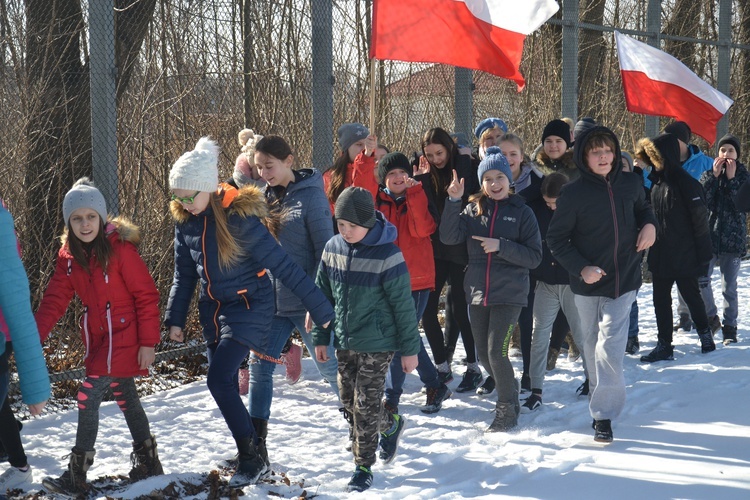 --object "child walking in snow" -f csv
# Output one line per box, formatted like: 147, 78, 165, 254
546, 126, 656, 443
440, 147, 542, 432
165, 138, 334, 487
313, 187, 420, 492
36, 179, 163, 495
375, 152, 451, 415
